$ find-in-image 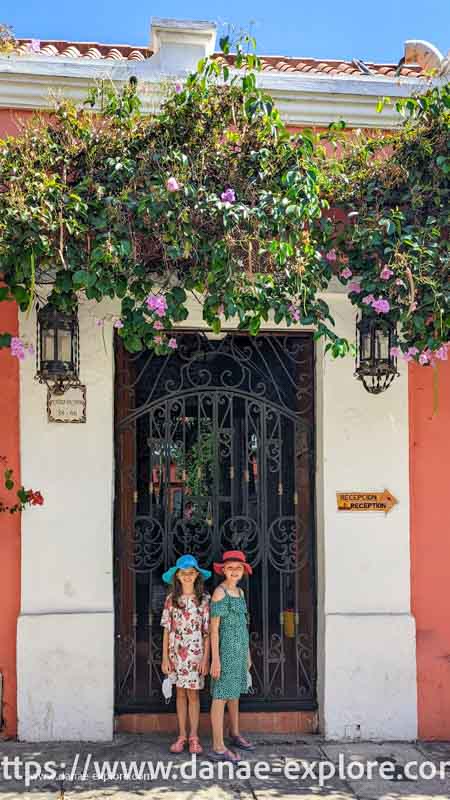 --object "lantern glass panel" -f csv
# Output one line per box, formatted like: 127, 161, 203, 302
42, 329, 56, 361
57, 328, 72, 363
360, 329, 371, 362
374, 329, 389, 361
